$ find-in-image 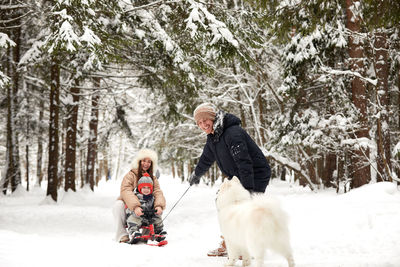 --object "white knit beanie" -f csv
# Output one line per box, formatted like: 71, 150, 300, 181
193, 103, 216, 124
131, 148, 158, 171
